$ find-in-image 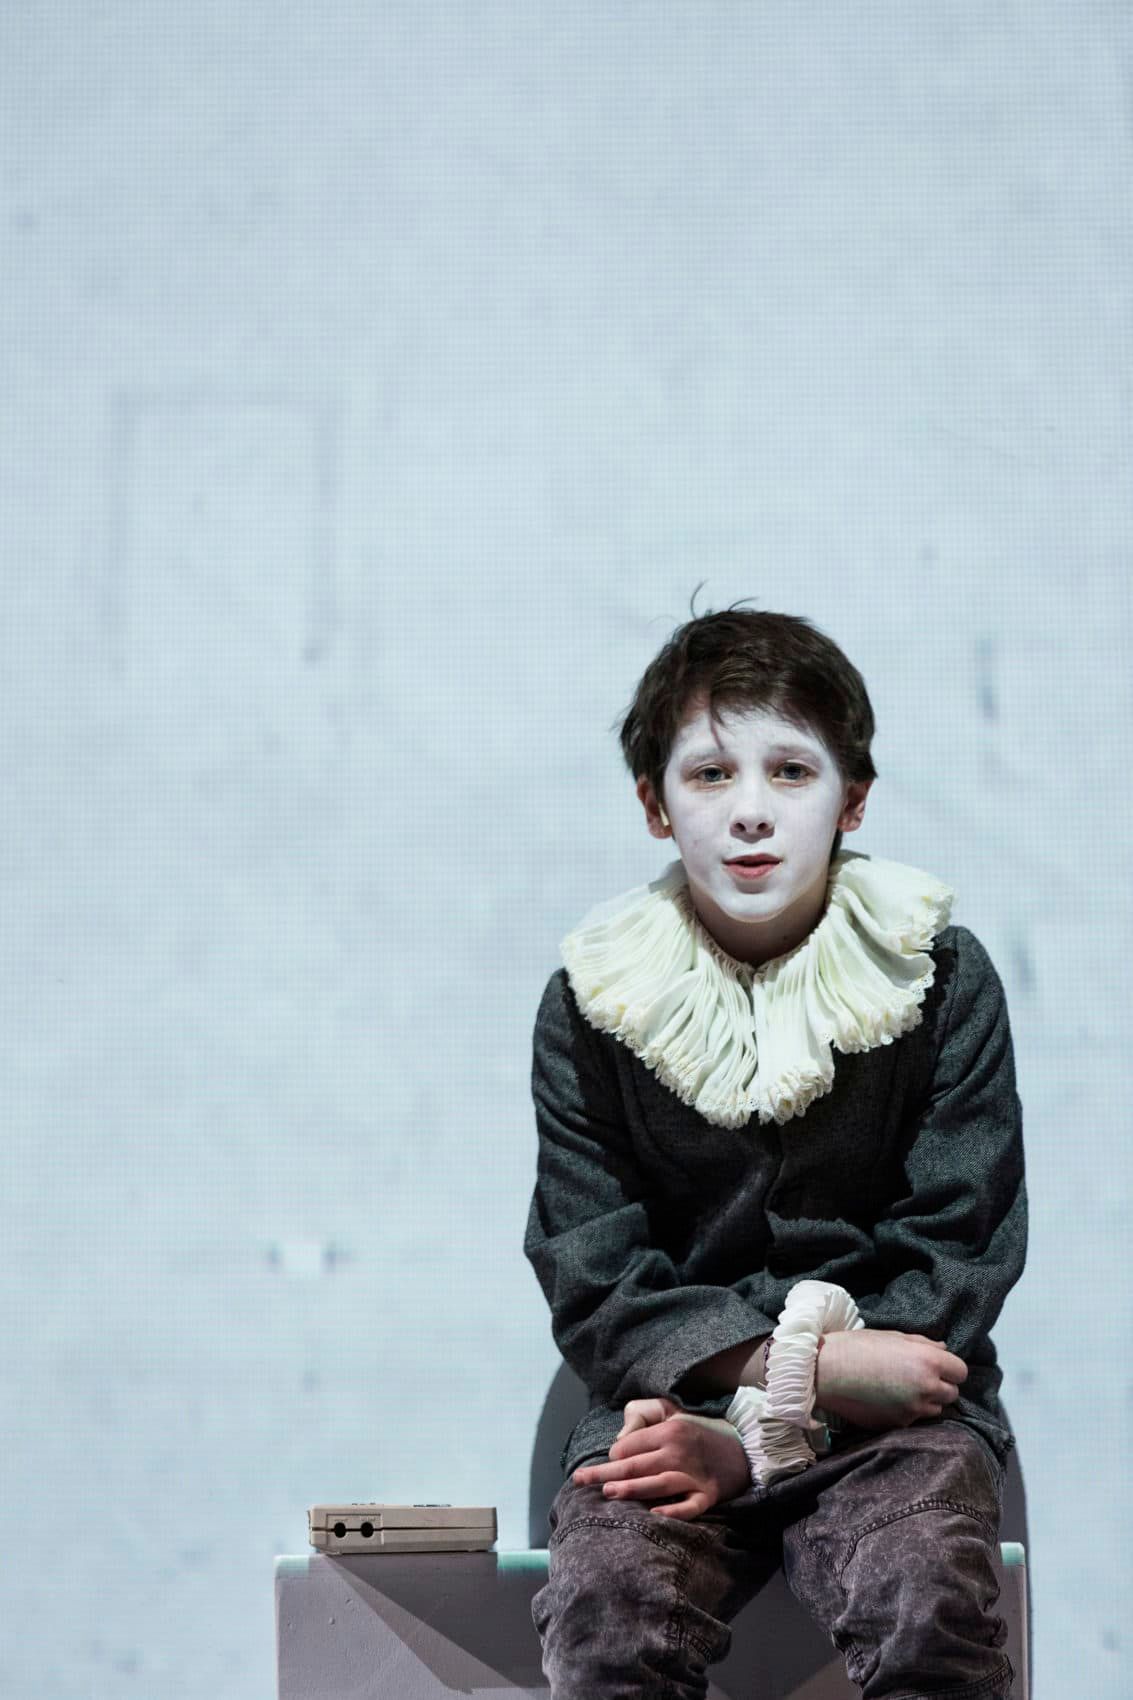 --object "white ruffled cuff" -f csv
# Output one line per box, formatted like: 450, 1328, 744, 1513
725, 1384, 820, 1486
725, 1281, 865, 1489
766, 1279, 864, 1428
